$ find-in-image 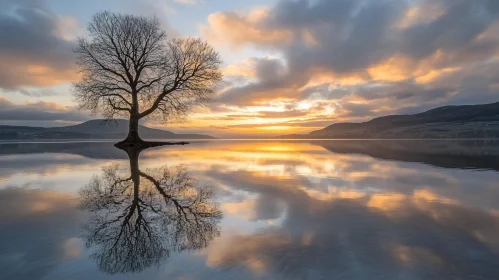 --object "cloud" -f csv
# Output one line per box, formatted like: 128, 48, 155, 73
216, 57, 315, 106
0, 0, 79, 90
204, 9, 292, 48
0, 96, 89, 123
174, 0, 199, 5
201, 0, 499, 134
16, 87, 61, 97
